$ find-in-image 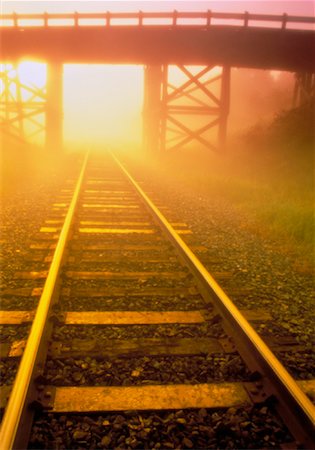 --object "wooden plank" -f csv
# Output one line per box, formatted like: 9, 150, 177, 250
242, 309, 272, 322
80, 221, 151, 226
70, 244, 168, 251
79, 221, 188, 228
79, 210, 146, 216
32, 234, 59, 241
1, 287, 34, 297
82, 204, 139, 209
65, 271, 187, 280
51, 383, 251, 412
86, 180, 126, 185
82, 196, 137, 201
50, 337, 224, 358
67, 254, 177, 263
78, 228, 155, 234
0, 311, 34, 324
82, 200, 138, 205
32, 287, 43, 296
177, 230, 192, 234
30, 243, 56, 250
263, 335, 302, 352
14, 271, 48, 279
84, 190, 131, 194
65, 311, 205, 325
40, 227, 59, 233
73, 232, 162, 240
61, 286, 198, 297
189, 245, 208, 253
52, 203, 68, 208
24, 253, 49, 262
0, 308, 271, 327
